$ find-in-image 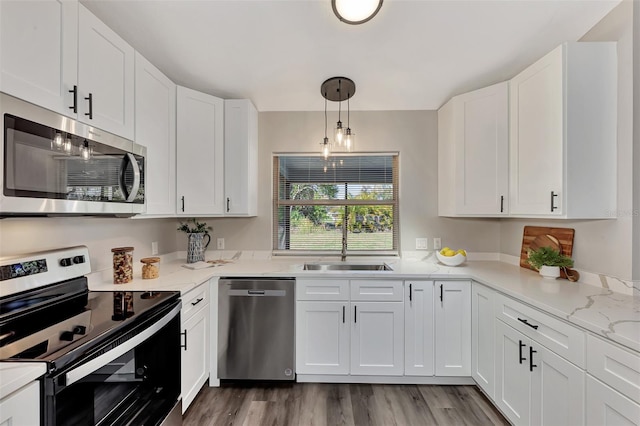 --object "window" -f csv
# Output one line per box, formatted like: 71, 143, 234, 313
273, 154, 399, 255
